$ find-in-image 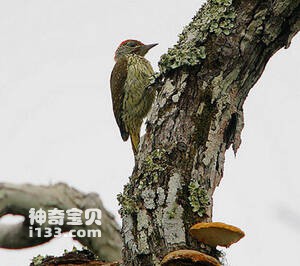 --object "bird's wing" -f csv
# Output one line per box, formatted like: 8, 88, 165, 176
110, 56, 129, 141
